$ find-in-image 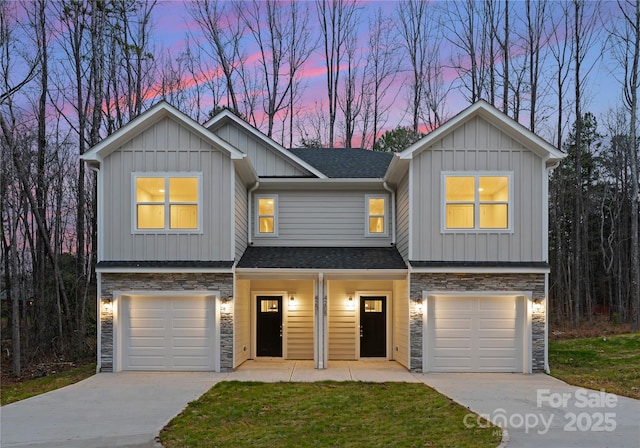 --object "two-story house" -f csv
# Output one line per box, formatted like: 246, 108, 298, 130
82, 100, 564, 374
